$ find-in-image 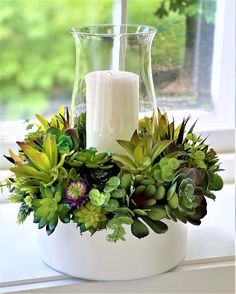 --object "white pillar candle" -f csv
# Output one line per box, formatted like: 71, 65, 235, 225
85, 70, 139, 153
